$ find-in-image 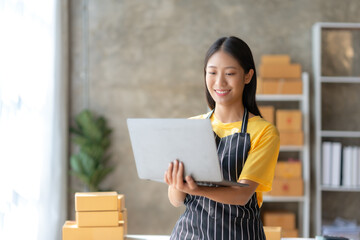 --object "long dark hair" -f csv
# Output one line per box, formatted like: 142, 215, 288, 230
204, 36, 261, 117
